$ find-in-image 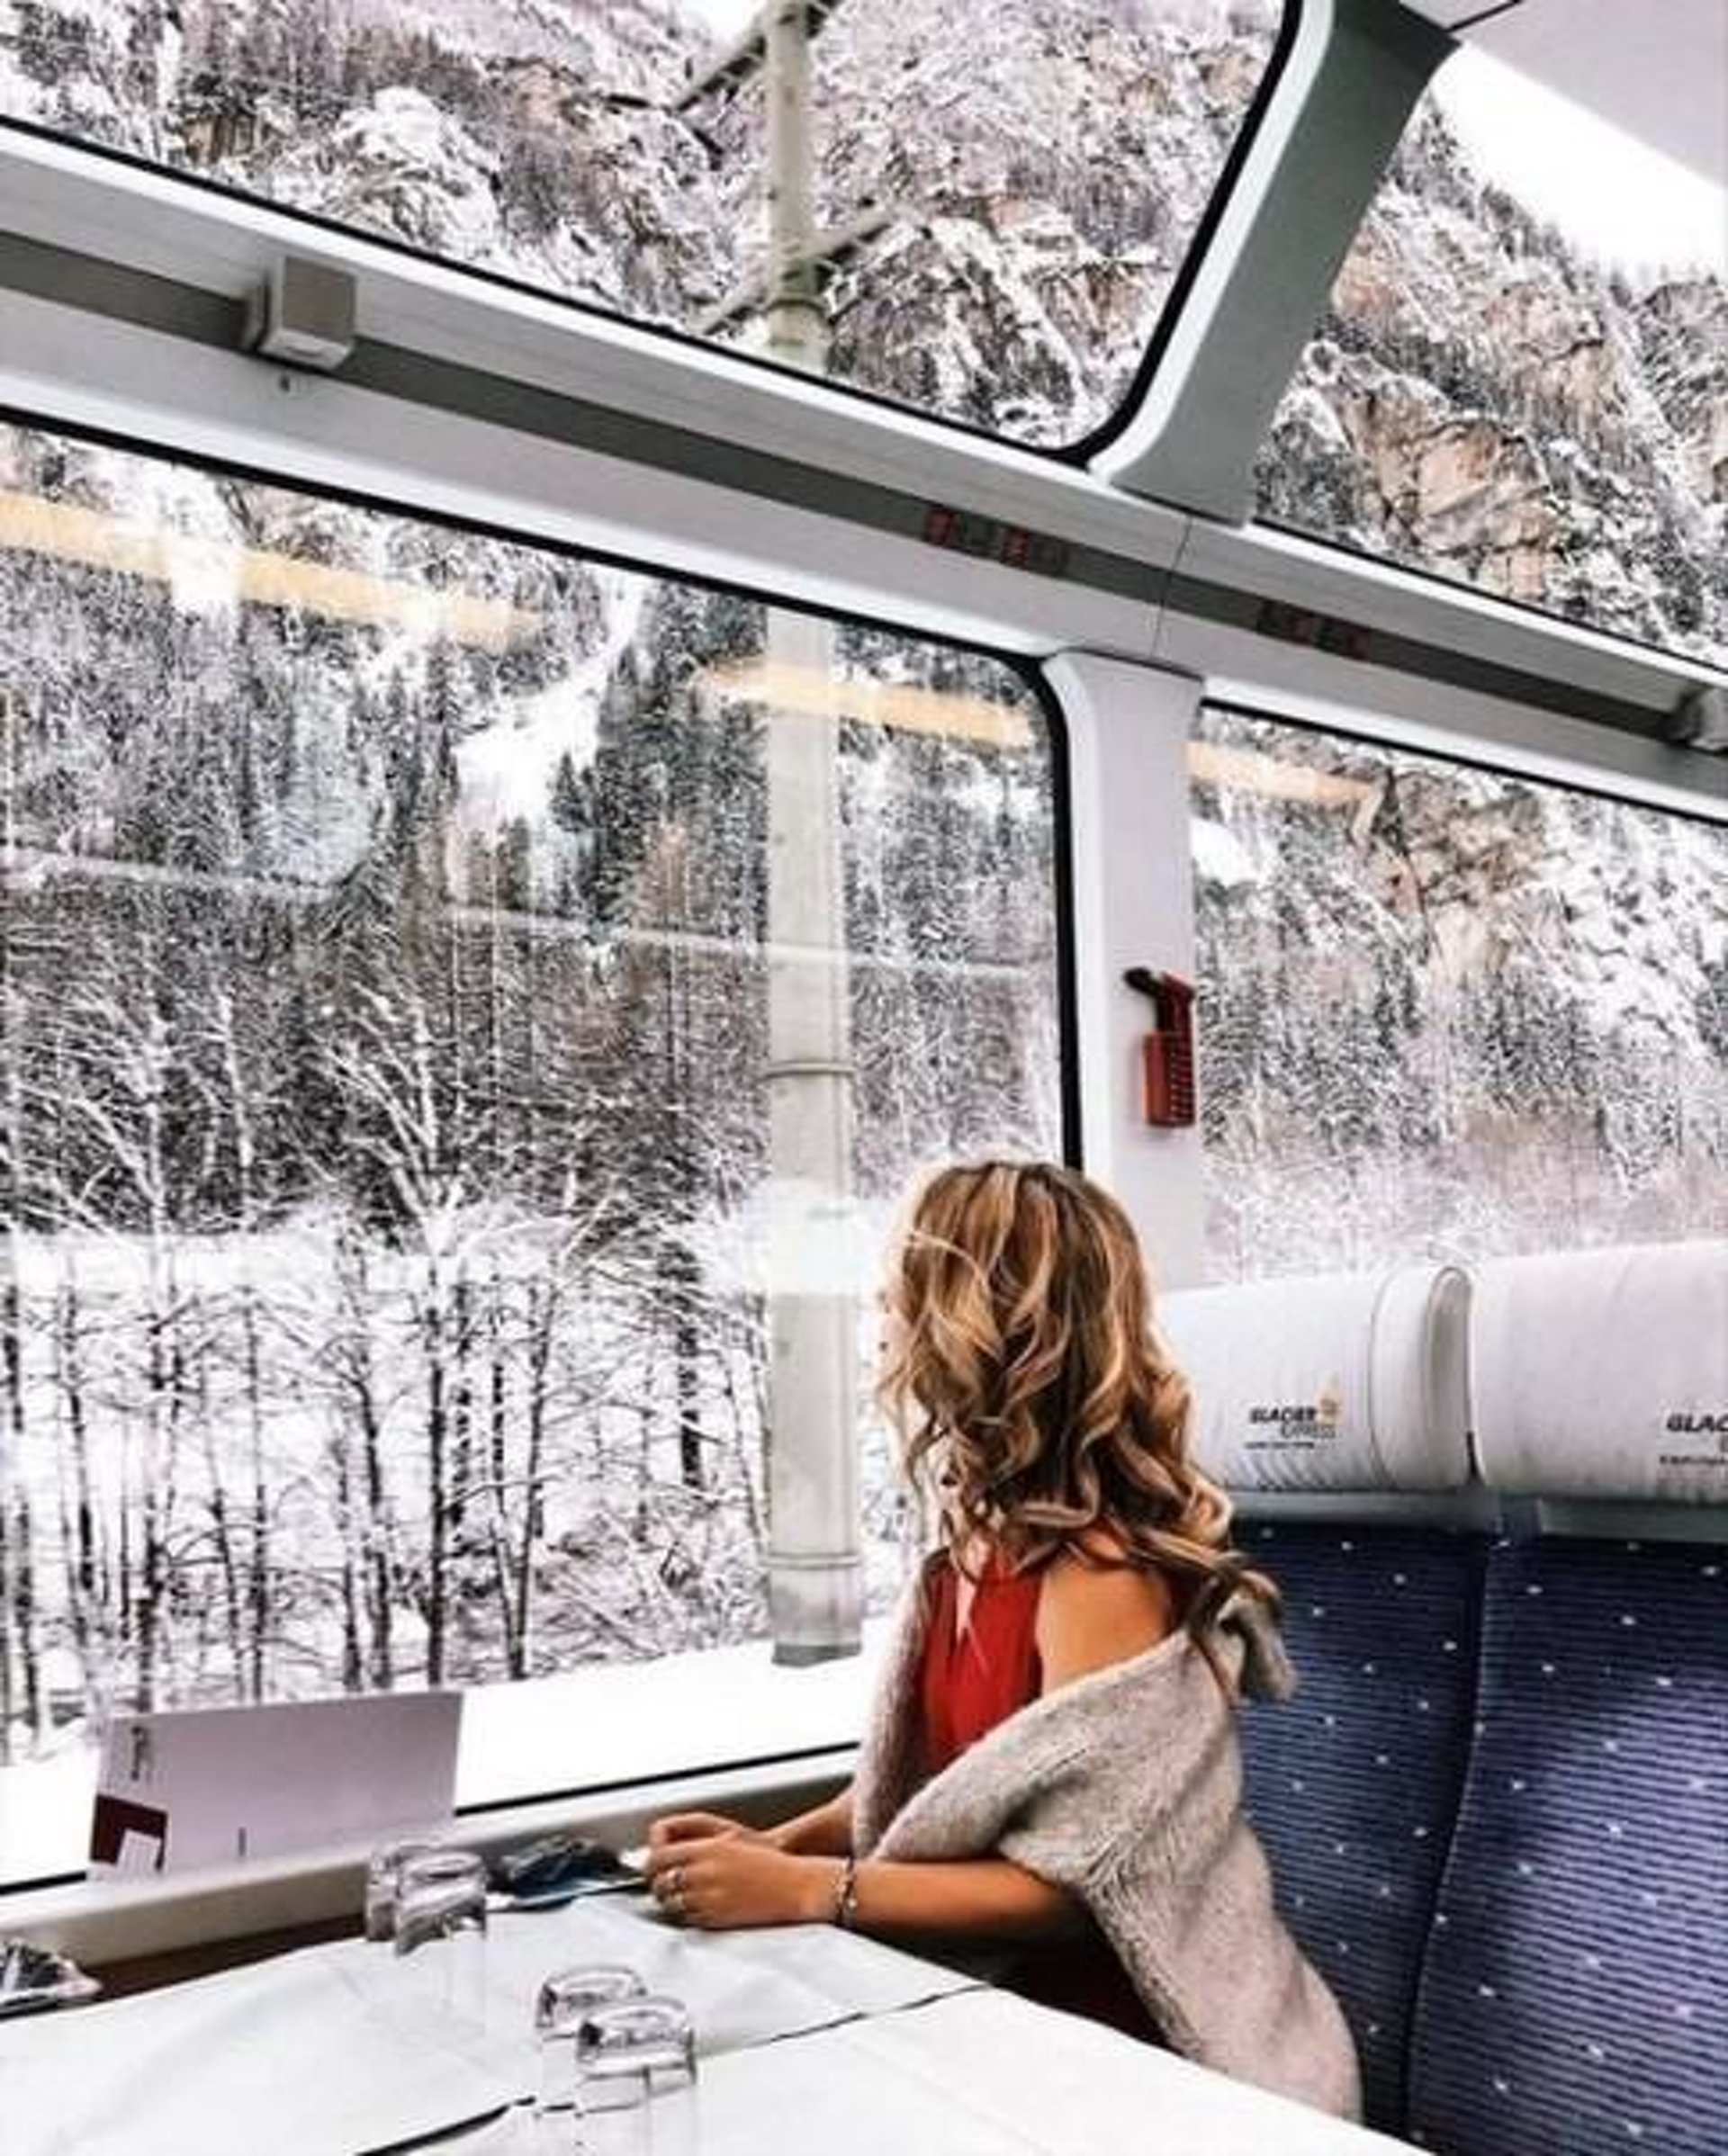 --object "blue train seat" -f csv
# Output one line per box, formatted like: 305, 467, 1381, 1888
1238, 1518, 1490, 2134
1163, 1263, 1480, 2136
1408, 1533, 1725, 2156
1407, 1242, 1728, 2156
